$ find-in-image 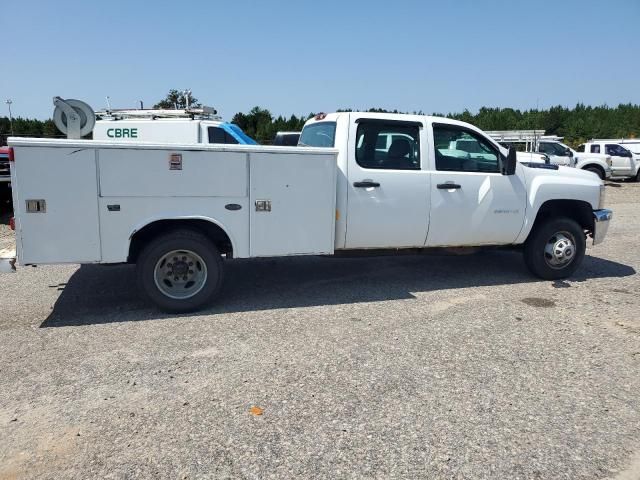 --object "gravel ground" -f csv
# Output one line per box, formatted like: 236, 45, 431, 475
0, 183, 639, 479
